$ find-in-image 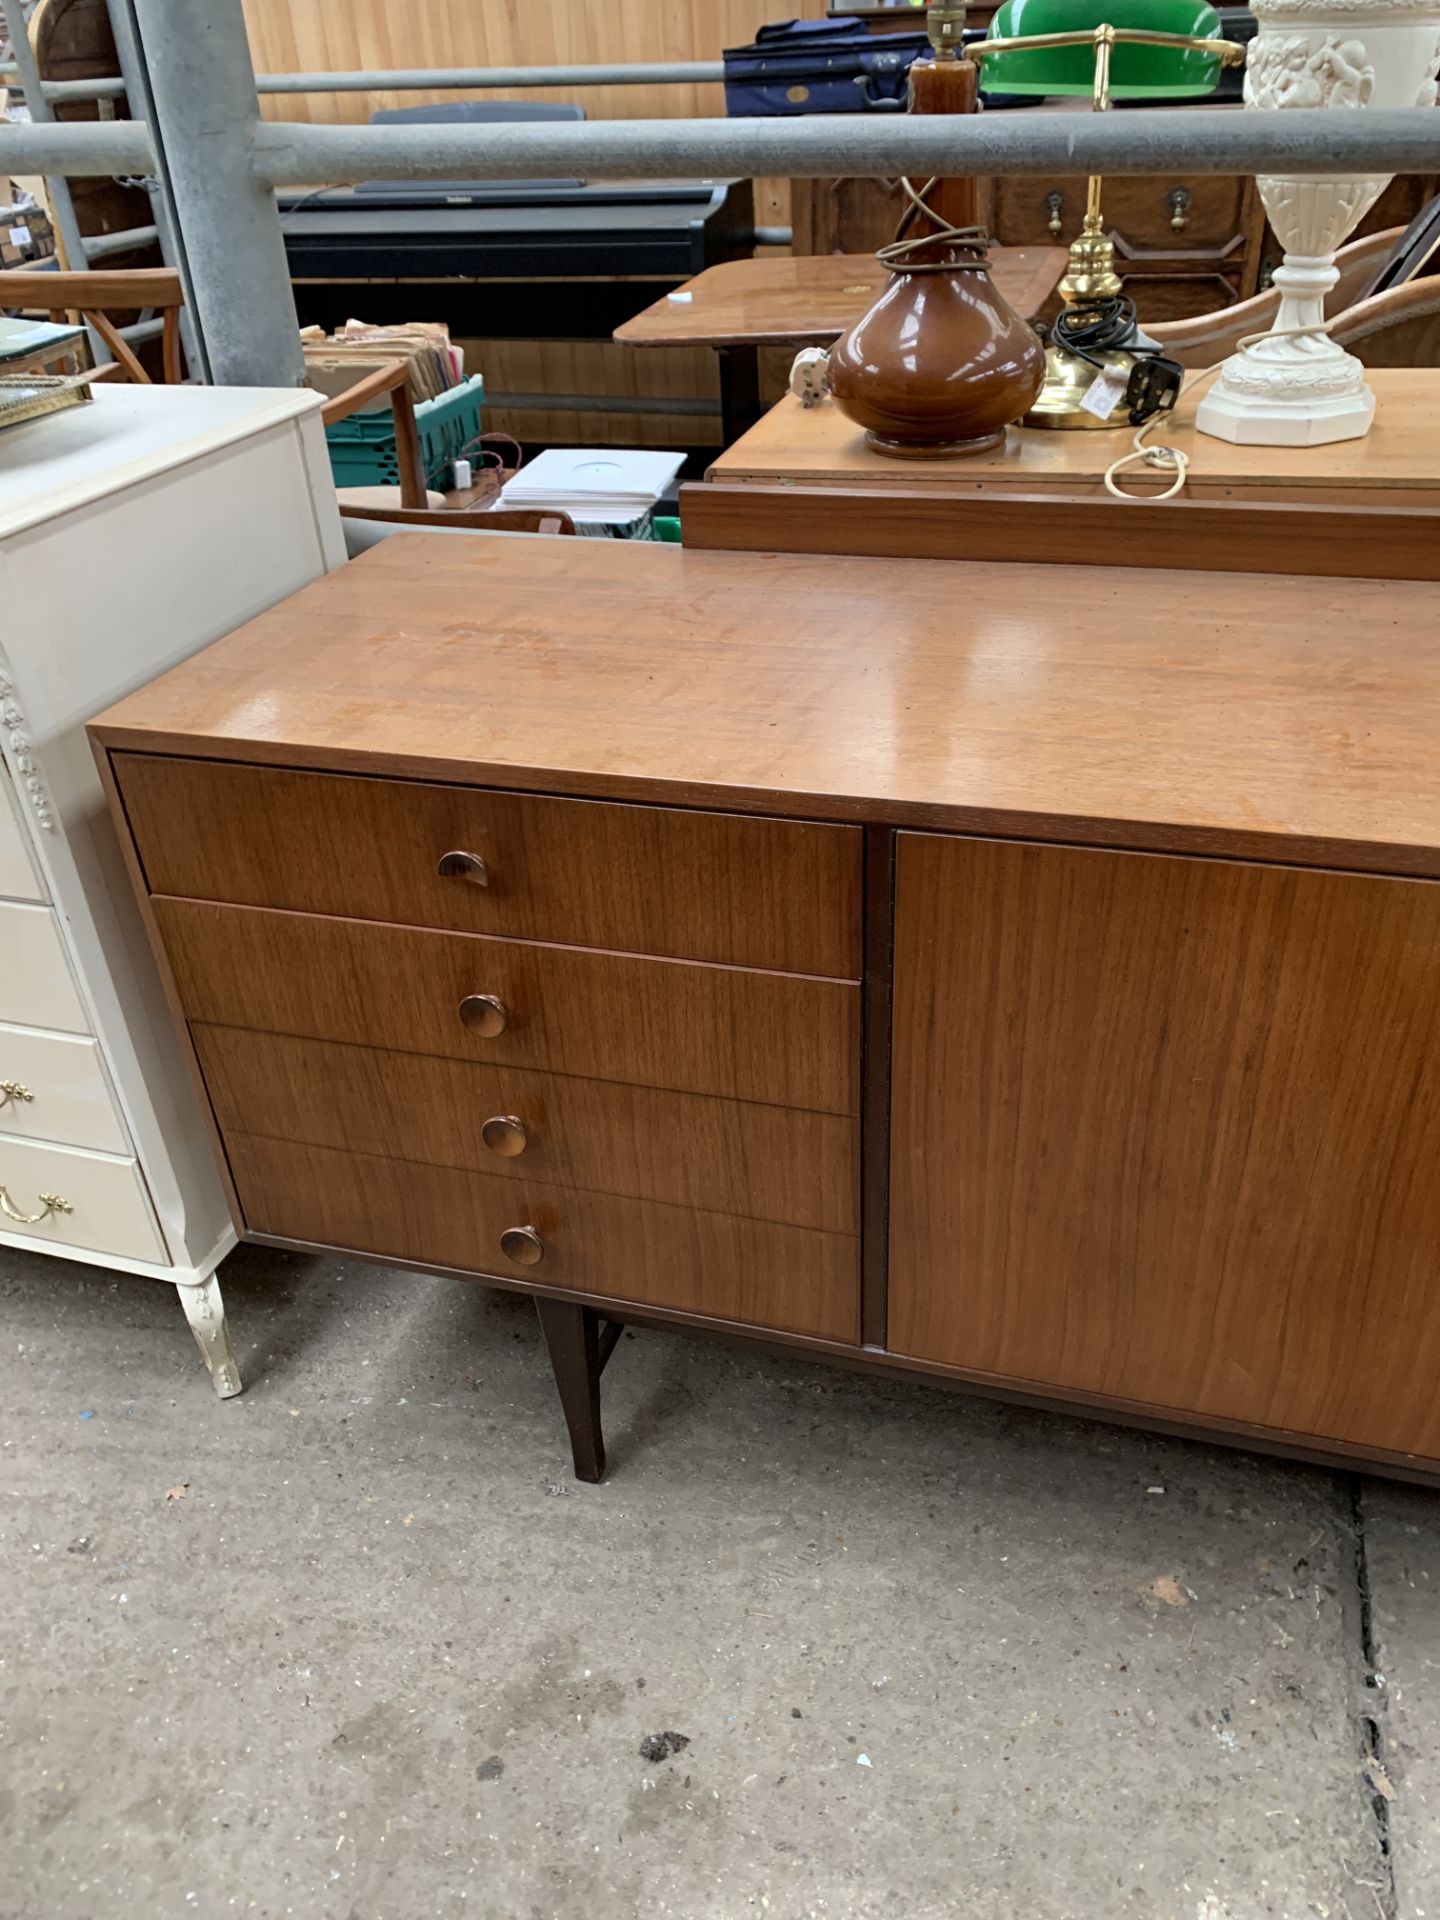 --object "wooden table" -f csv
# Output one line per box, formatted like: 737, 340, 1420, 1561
685, 369, 1440, 580
93, 533, 1440, 1485
615, 247, 1069, 443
